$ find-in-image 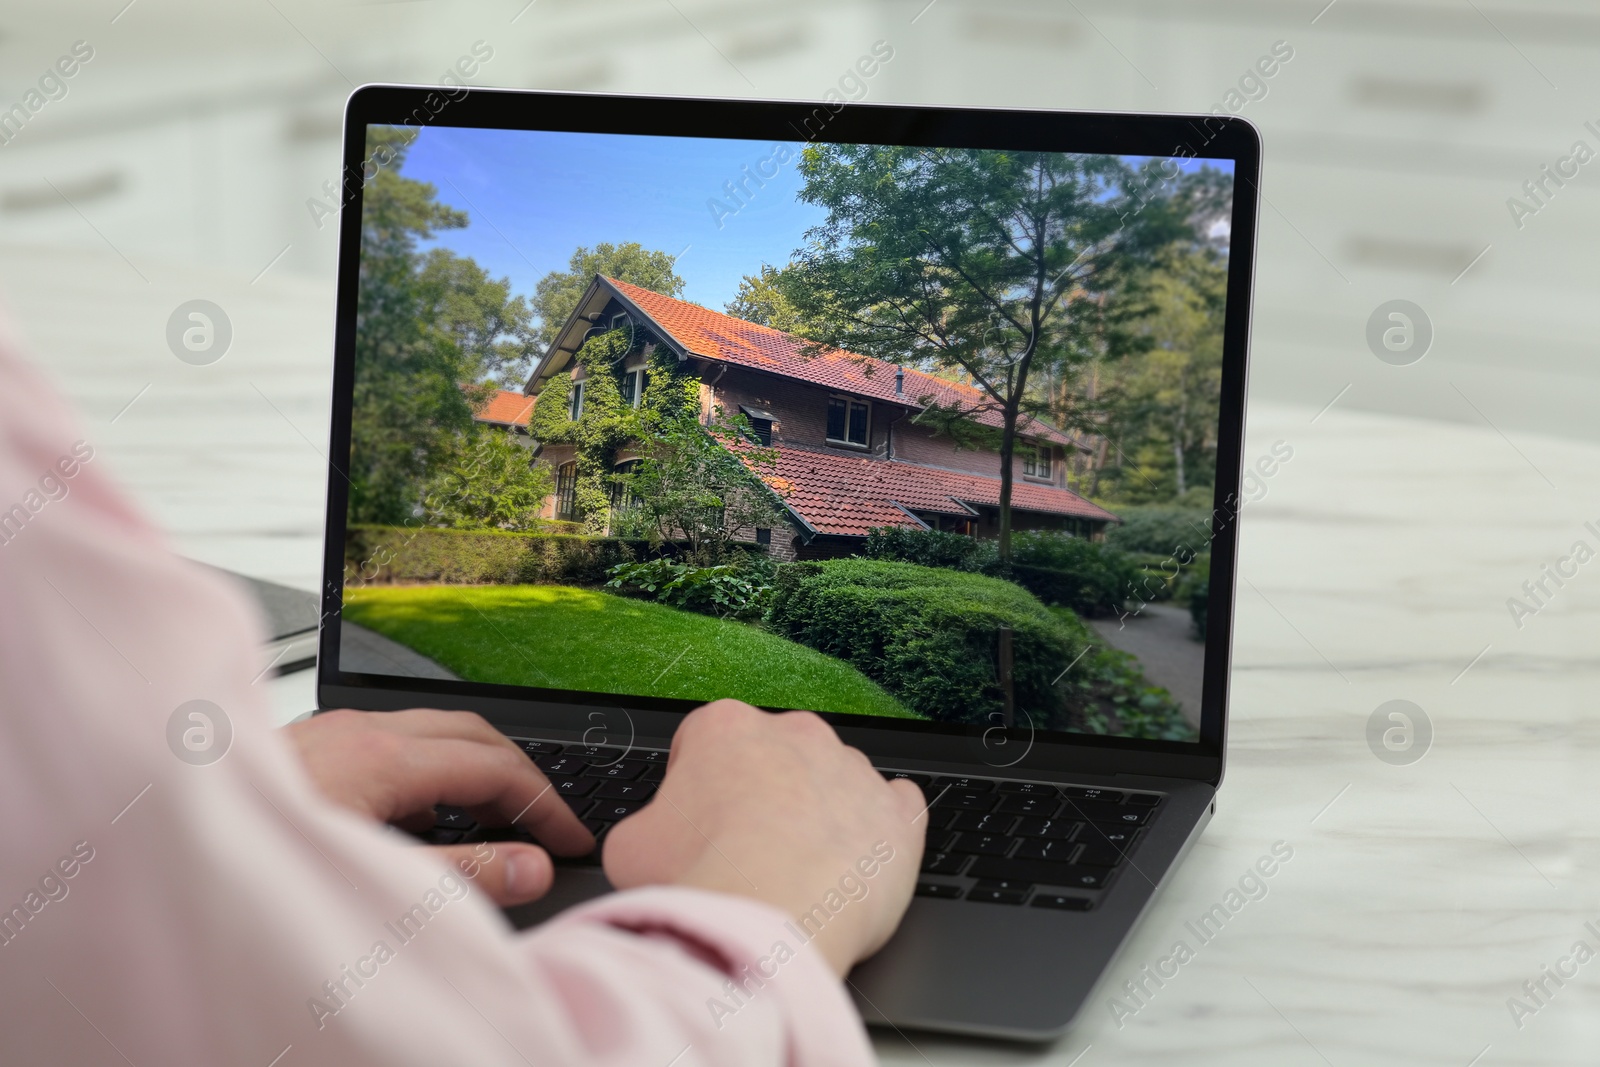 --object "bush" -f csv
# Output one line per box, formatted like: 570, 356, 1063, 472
1175, 555, 1211, 639
345, 525, 658, 586
605, 556, 773, 620
1104, 506, 1213, 557
767, 559, 1088, 725
996, 532, 1140, 617
861, 526, 997, 572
